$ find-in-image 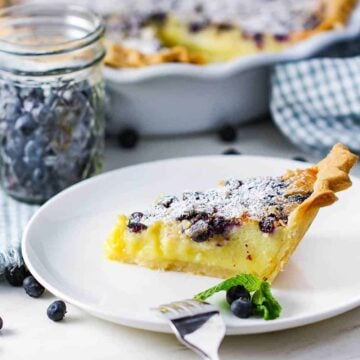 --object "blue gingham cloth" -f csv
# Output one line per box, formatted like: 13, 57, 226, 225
0, 190, 38, 275
271, 40, 360, 155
